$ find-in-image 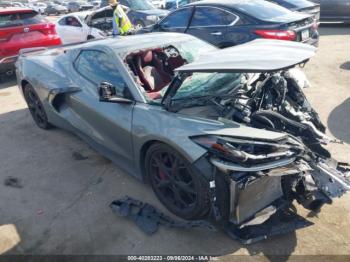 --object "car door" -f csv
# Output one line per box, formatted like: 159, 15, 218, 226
70, 49, 135, 169
157, 7, 194, 33
186, 6, 237, 47
57, 16, 87, 43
